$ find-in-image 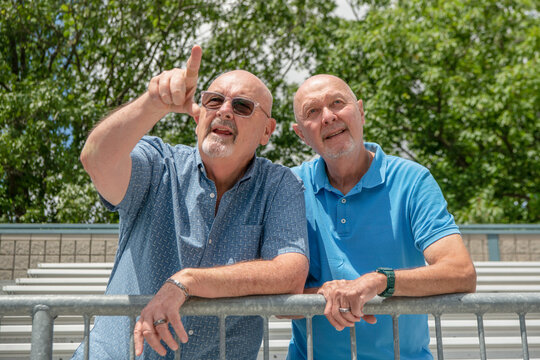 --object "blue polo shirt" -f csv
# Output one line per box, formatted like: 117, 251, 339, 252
72, 136, 308, 360
288, 142, 459, 360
